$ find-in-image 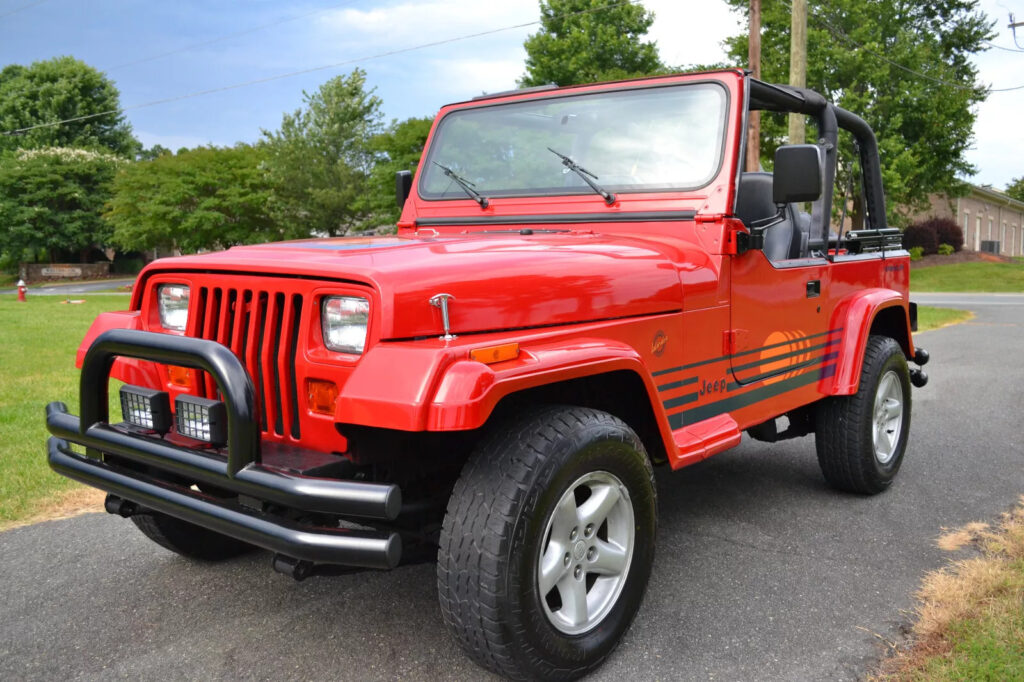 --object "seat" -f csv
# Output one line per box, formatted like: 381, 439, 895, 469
734, 172, 796, 262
